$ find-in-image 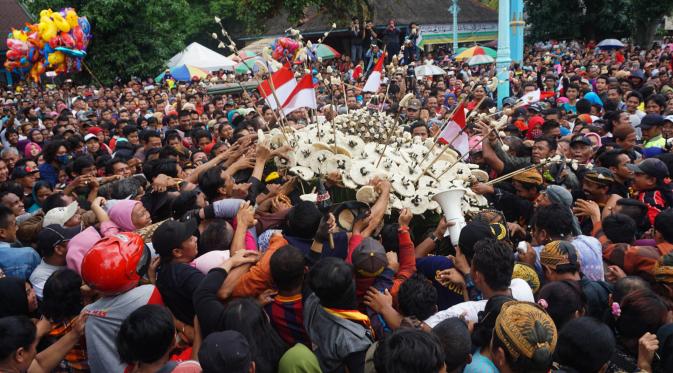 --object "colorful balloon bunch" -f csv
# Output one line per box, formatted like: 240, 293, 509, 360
270, 37, 300, 62
5, 8, 91, 82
